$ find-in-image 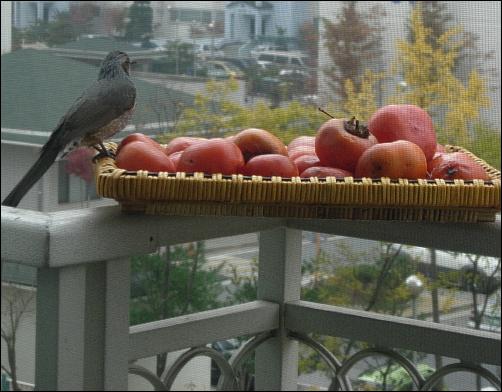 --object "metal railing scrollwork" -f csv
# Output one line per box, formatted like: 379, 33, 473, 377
128, 332, 275, 391
128, 330, 501, 391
